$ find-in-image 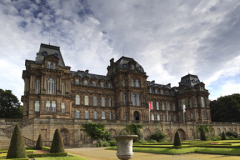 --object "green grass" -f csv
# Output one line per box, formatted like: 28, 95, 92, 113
35, 154, 89, 160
